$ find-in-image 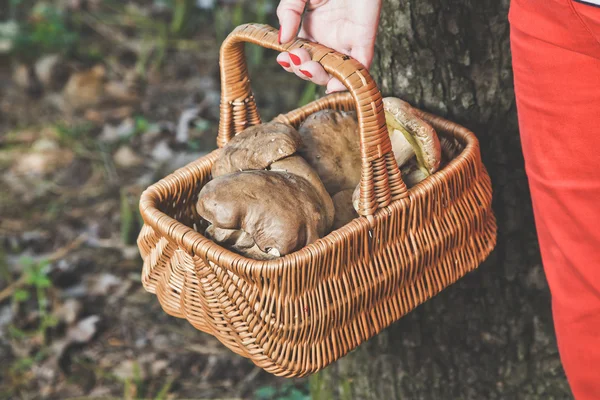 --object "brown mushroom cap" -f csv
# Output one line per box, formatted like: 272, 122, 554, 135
211, 122, 302, 178
204, 225, 254, 248
197, 169, 332, 257
269, 155, 335, 229
383, 97, 441, 175
204, 226, 278, 260
331, 189, 359, 230
351, 185, 360, 214
297, 109, 361, 195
